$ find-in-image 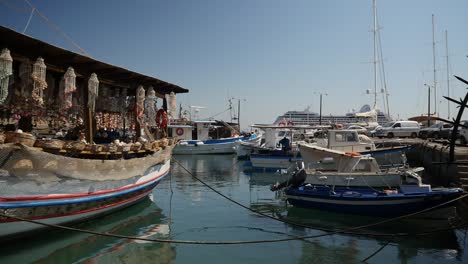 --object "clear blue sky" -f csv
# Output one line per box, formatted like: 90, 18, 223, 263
1, 0, 467, 128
